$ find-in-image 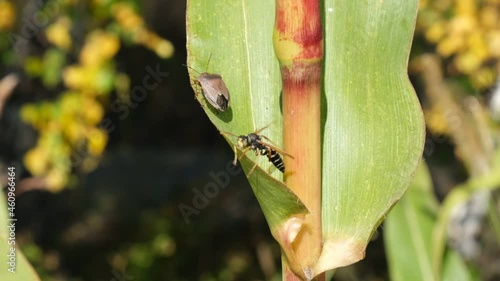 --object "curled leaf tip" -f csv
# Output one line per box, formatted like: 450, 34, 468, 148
313, 237, 366, 275
272, 214, 307, 279
303, 267, 314, 280
286, 216, 304, 243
